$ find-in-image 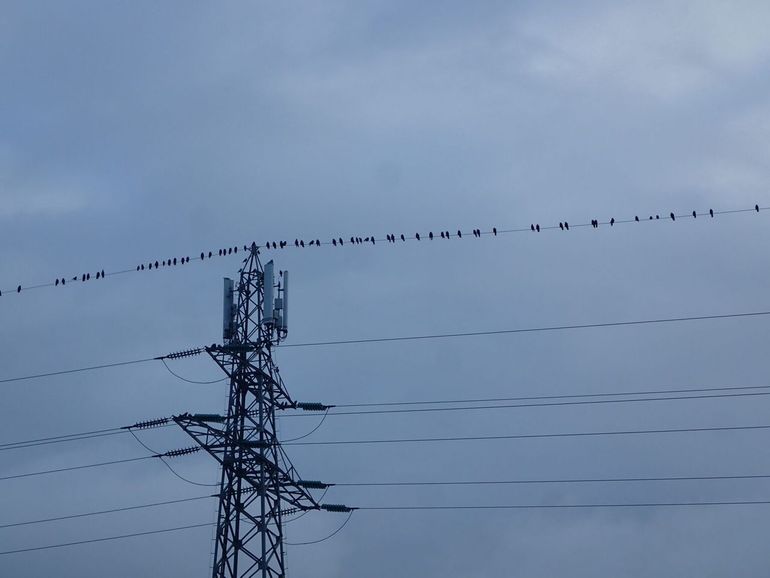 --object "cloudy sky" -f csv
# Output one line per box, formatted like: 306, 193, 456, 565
2, 1, 770, 576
